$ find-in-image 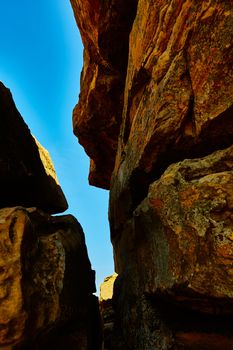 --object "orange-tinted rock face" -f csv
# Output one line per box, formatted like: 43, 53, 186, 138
70, 0, 138, 188
0, 207, 101, 350
111, 0, 233, 223
72, 0, 233, 349
117, 146, 233, 307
